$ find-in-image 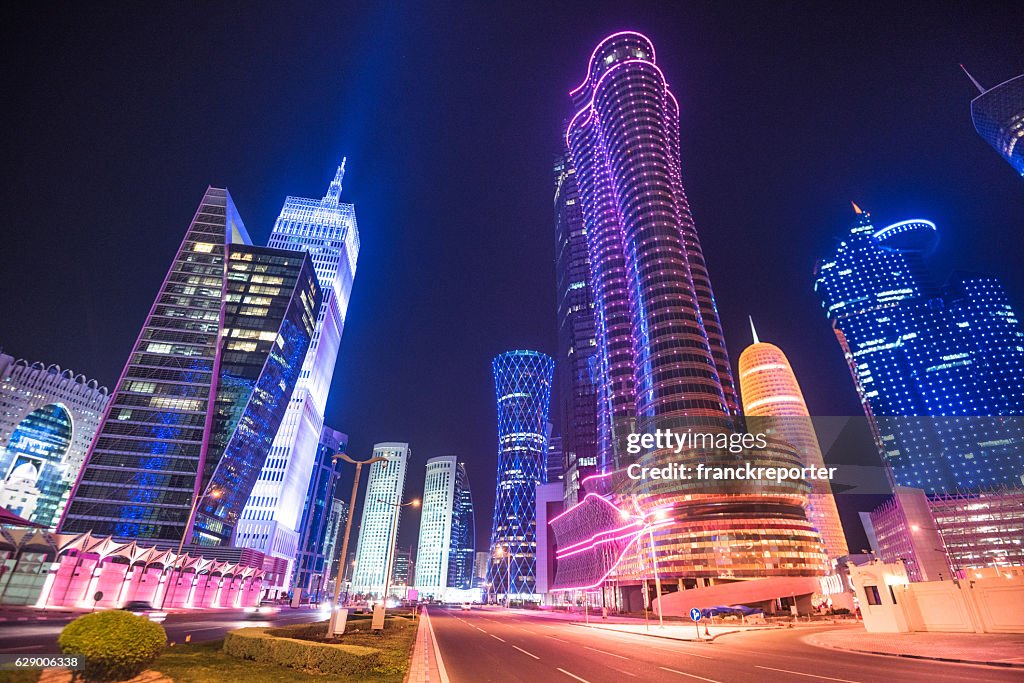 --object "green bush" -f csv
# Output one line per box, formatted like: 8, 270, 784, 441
223, 627, 383, 676
58, 610, 167, 682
